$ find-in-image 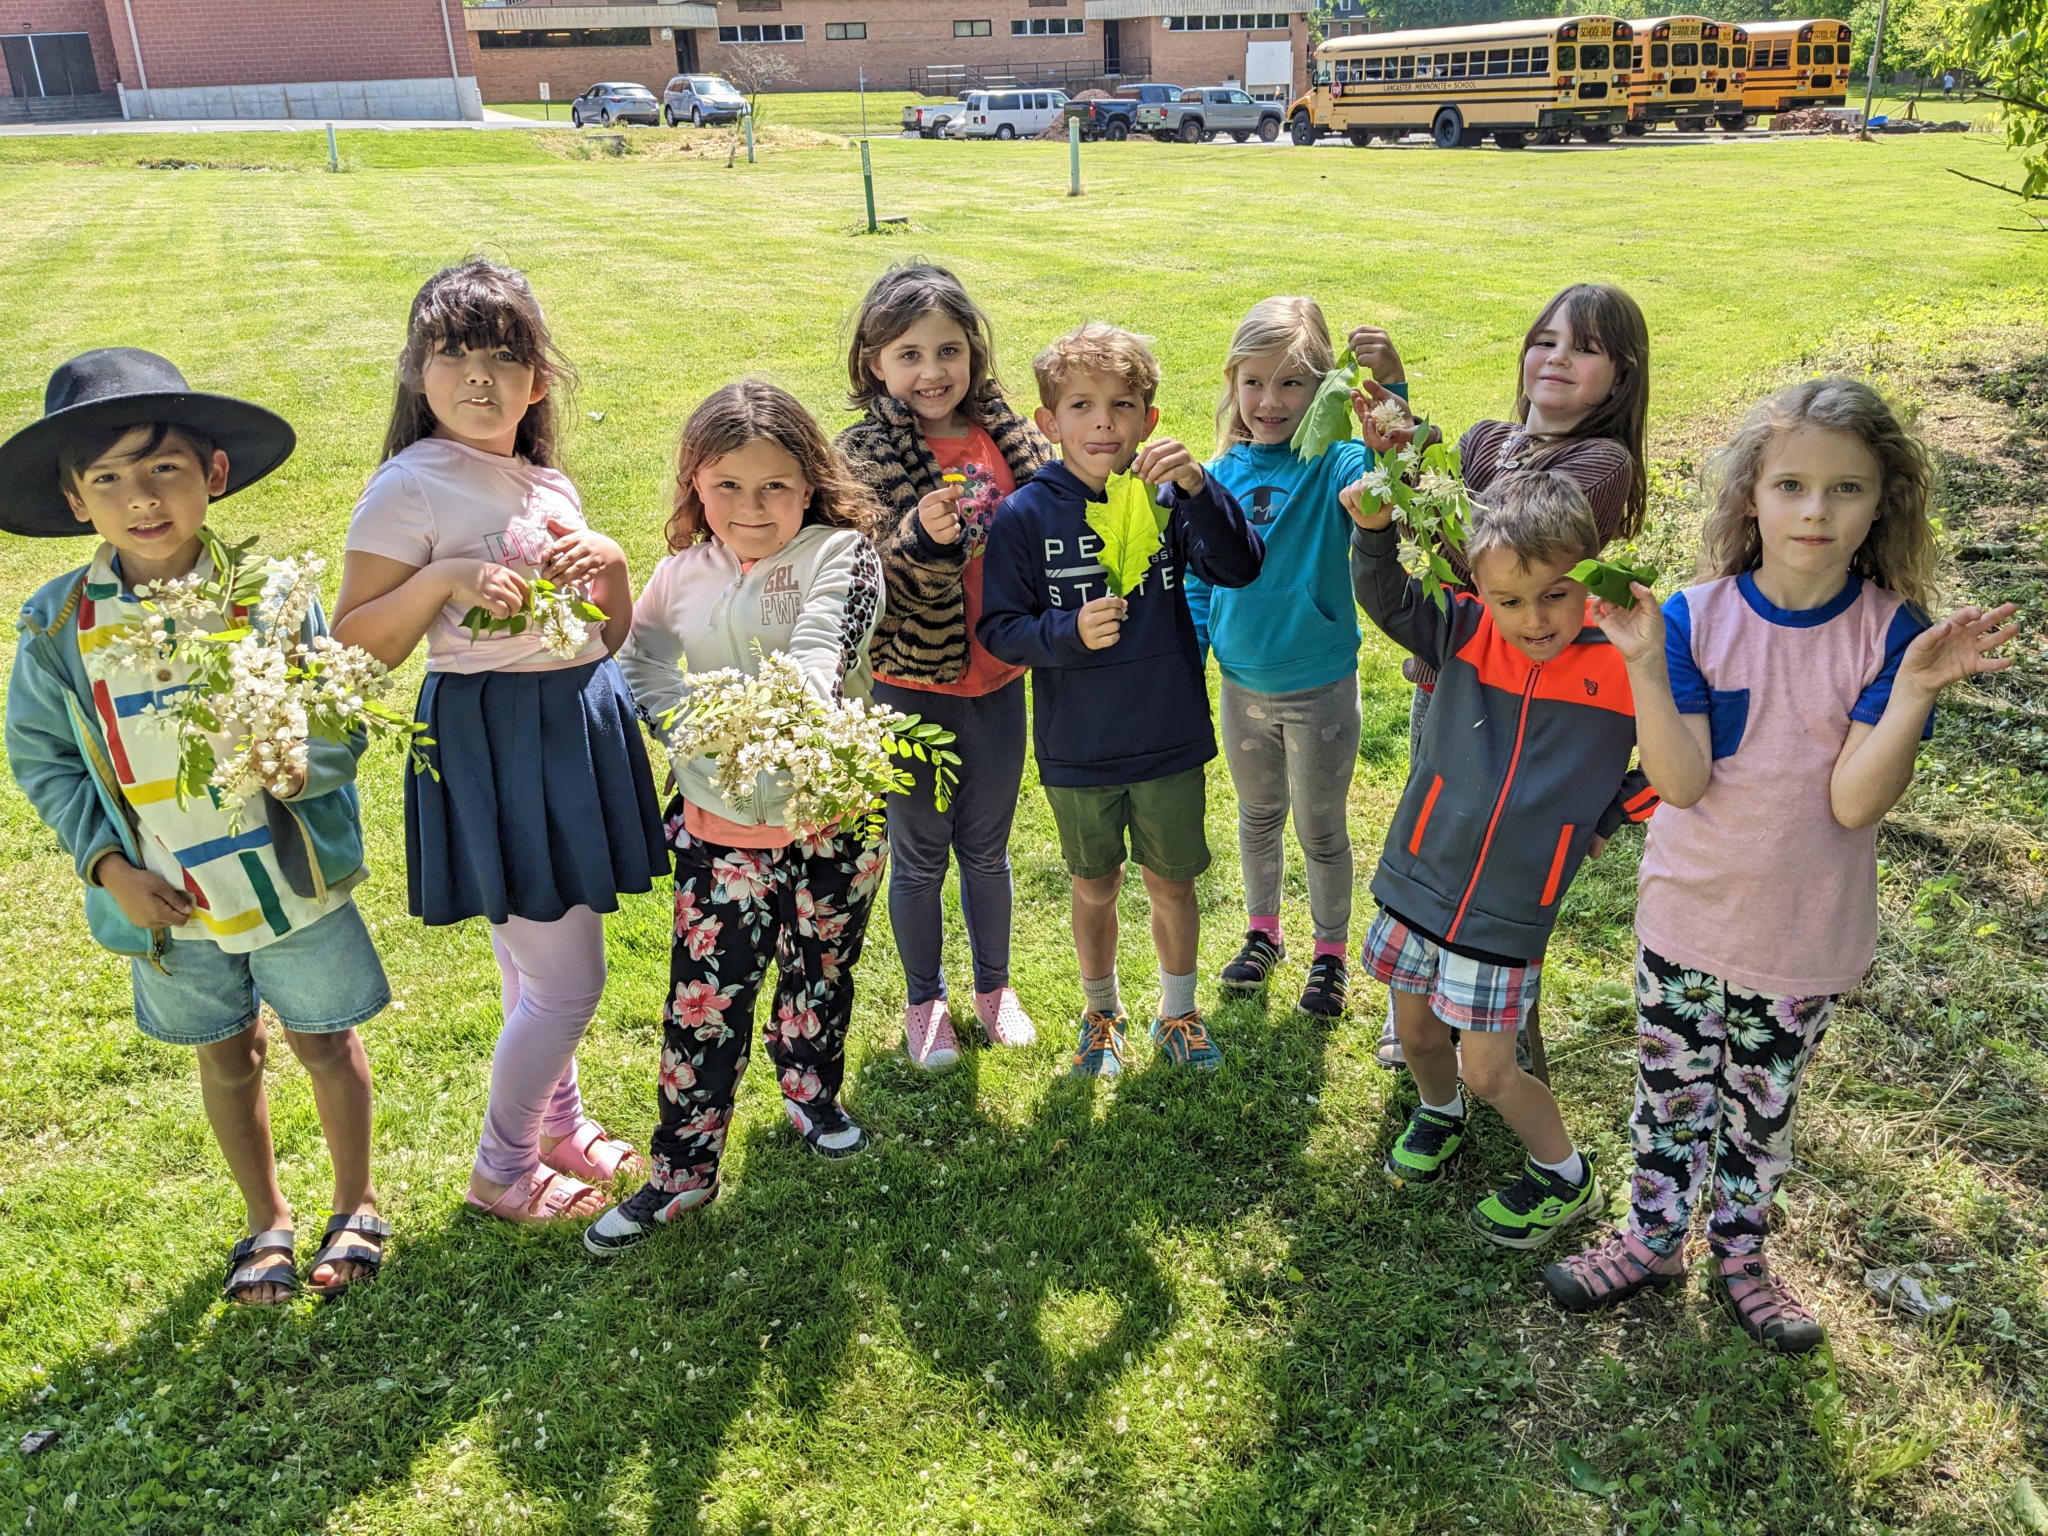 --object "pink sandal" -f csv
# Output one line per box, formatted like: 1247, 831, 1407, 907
540, 1120, 645, 1184
466, 1167, 609, 1224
